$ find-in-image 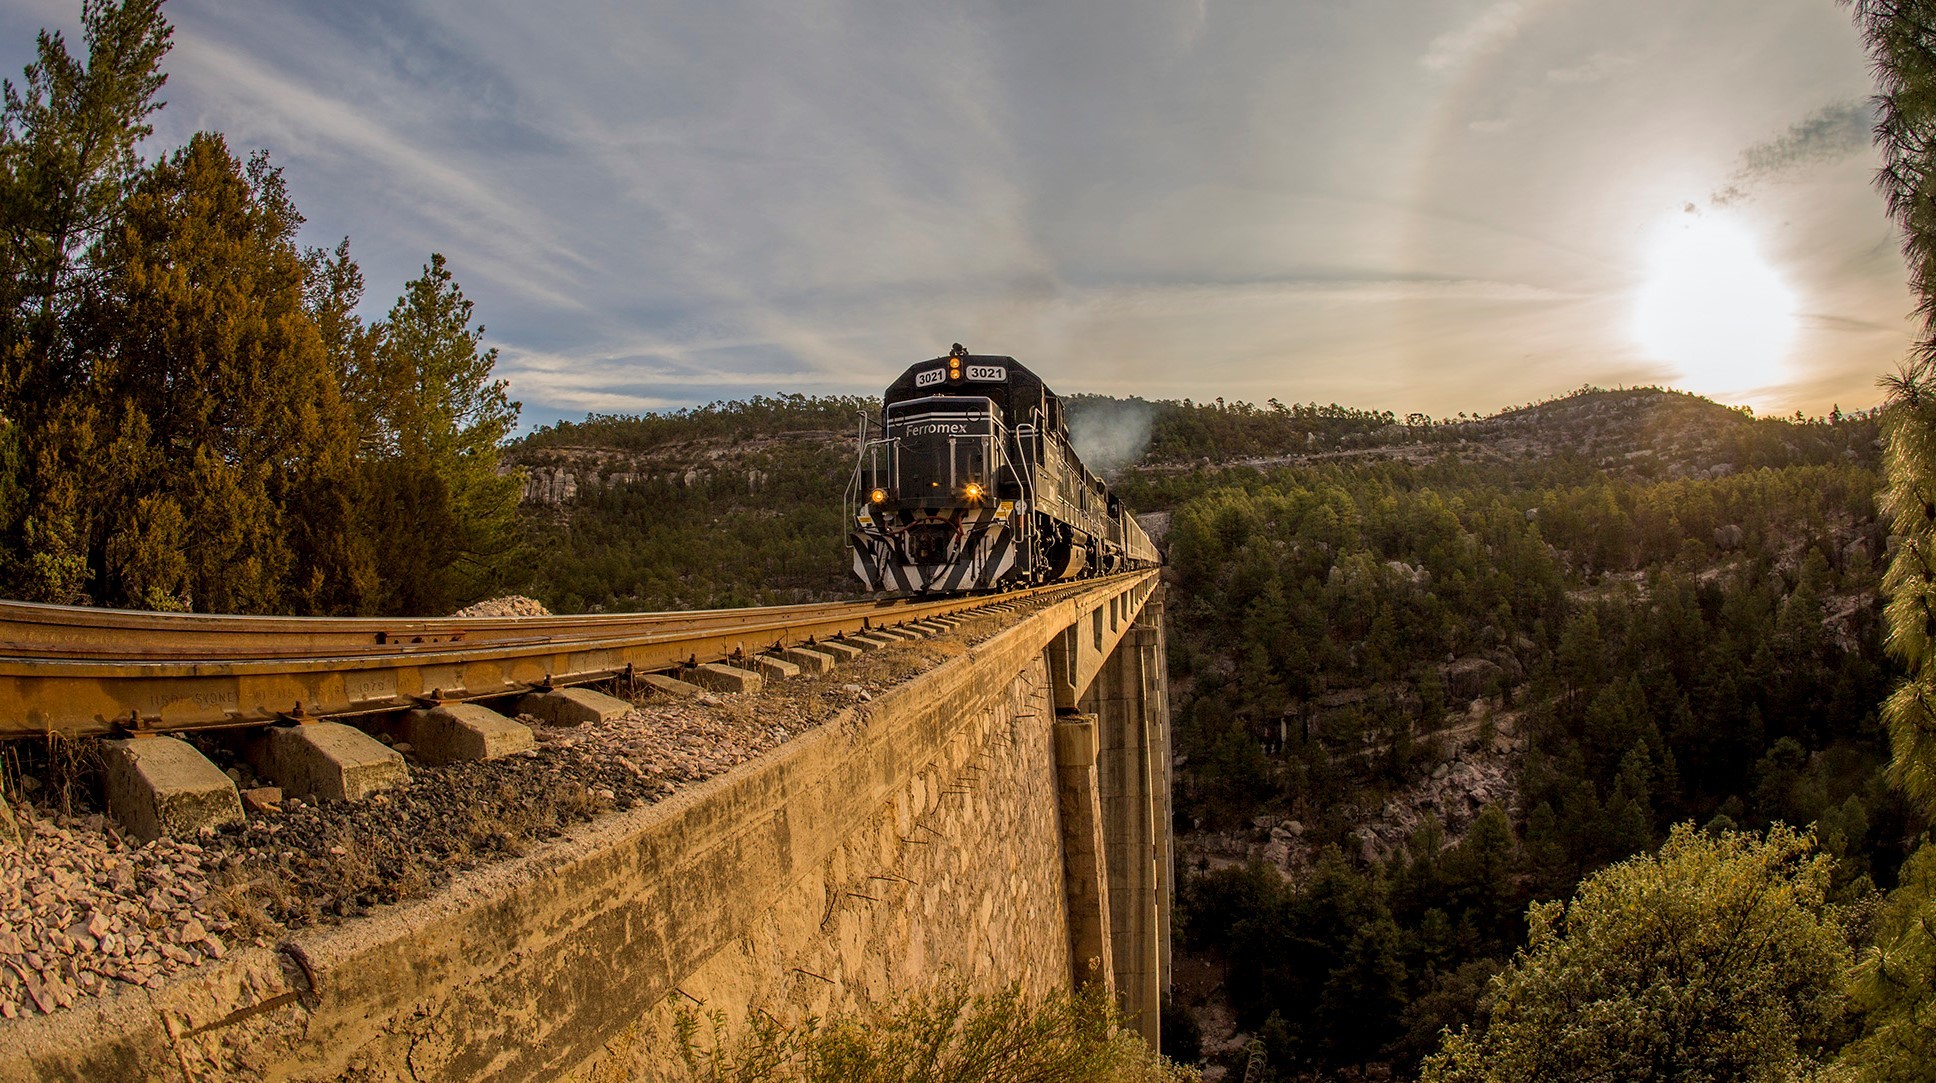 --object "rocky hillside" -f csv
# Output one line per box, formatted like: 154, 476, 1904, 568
511, 429, 855, 507
502, 398, 871, 612
1116, 386, 1878, 481
1147, 389, 1891, 1079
